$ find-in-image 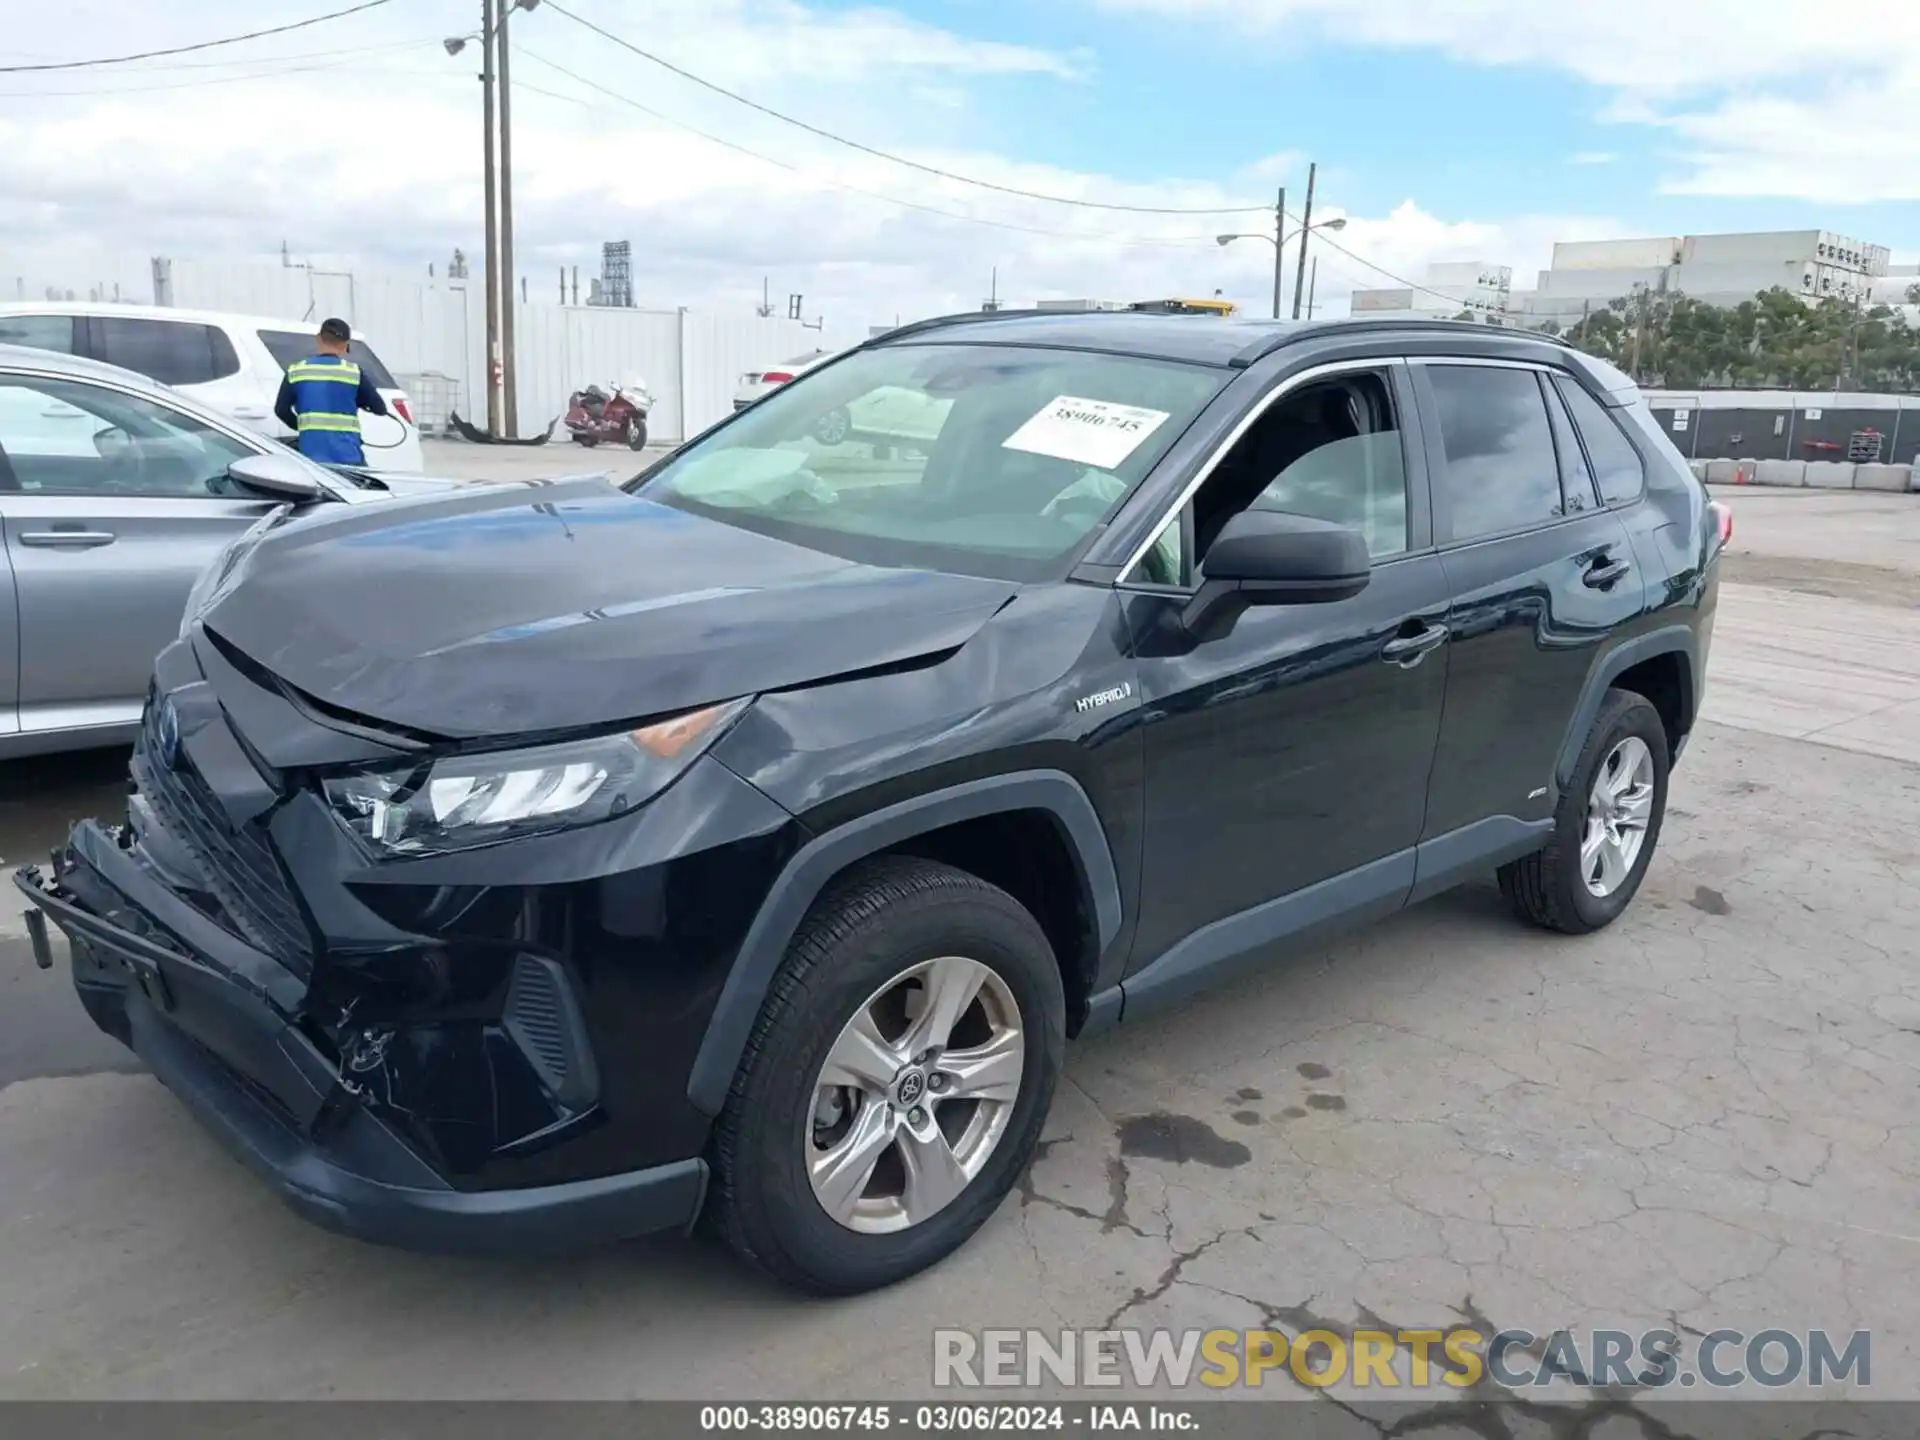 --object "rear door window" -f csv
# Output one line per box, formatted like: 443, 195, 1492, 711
1426, 364, 1564, 543
94, 317, 240, 386
1541, 377, 1602, 514
0, 314, 79, 355
258, 329, 399, 389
